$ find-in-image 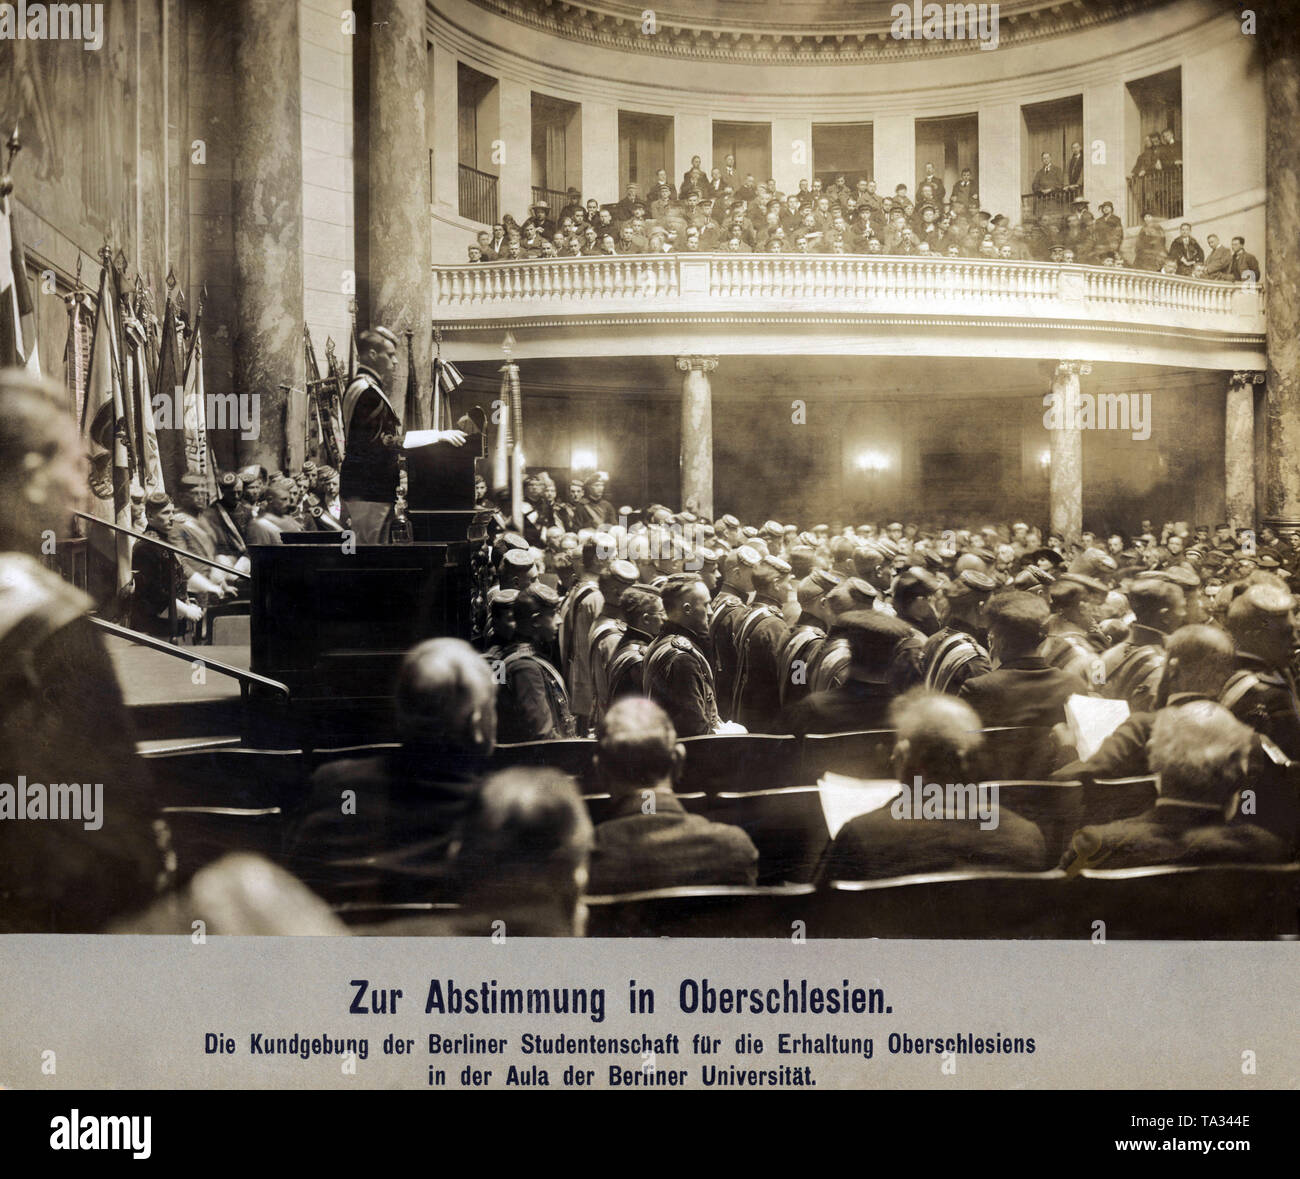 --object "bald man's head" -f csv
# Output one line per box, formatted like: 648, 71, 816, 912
394, 637, 496, 753
595, 697, 681, 792
887, 688, 985, 784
